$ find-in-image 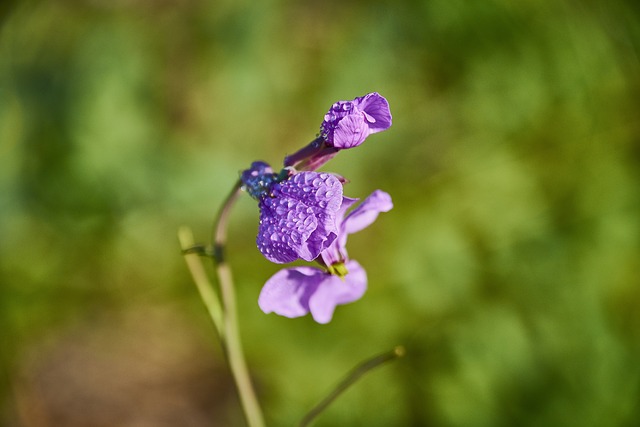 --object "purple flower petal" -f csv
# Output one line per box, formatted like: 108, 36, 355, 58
258, 261, 367, 324
332, 114, 370, 148
321, 191, 393, 266
257, 172, 343, 263
353, 92, 393, 134
258, 266, 325, 319
308, 260, 367, 323
343, 190, 393, 235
